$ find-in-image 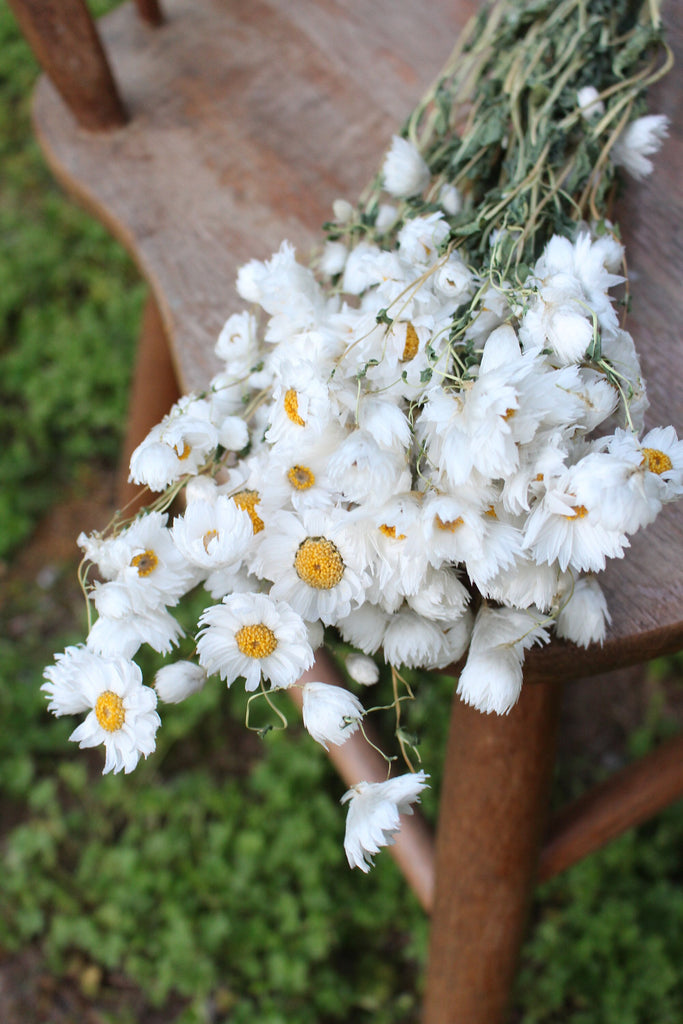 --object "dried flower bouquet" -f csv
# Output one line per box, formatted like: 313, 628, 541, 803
44, 0, 681, 871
